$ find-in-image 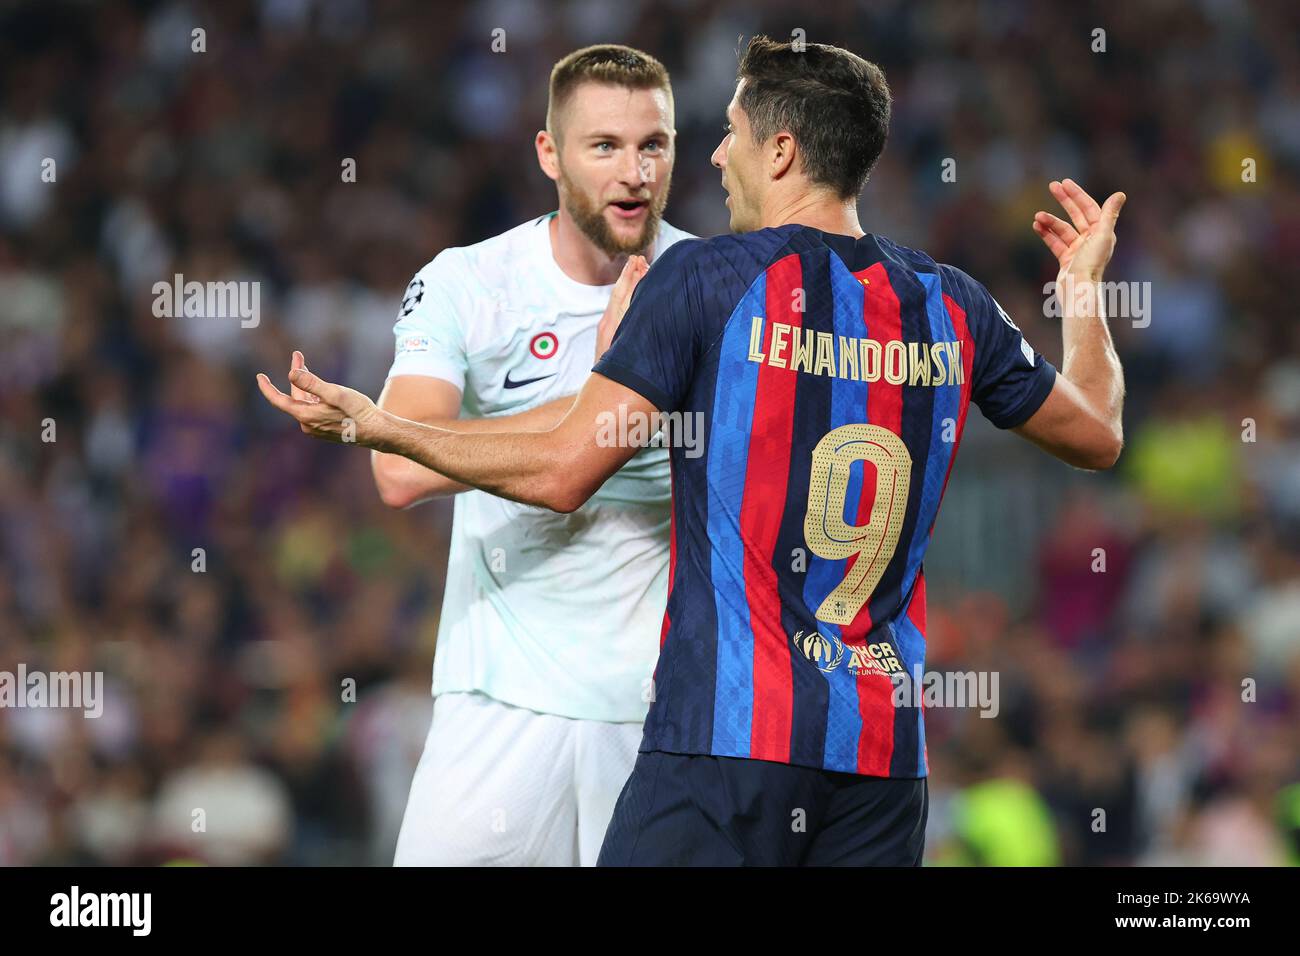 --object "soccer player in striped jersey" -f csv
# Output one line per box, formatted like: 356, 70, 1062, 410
259, 36, 1126, 866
